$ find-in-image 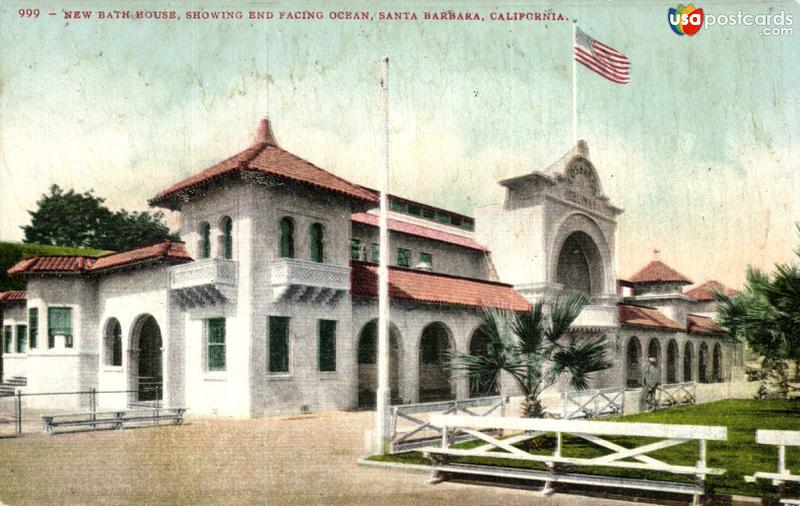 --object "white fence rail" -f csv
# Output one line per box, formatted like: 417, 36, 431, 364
387, 396, 507, 453
745, 429, 800, 504
553, 387, 625, 419
422, 414, 727, 503
657, 382, 696, 408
